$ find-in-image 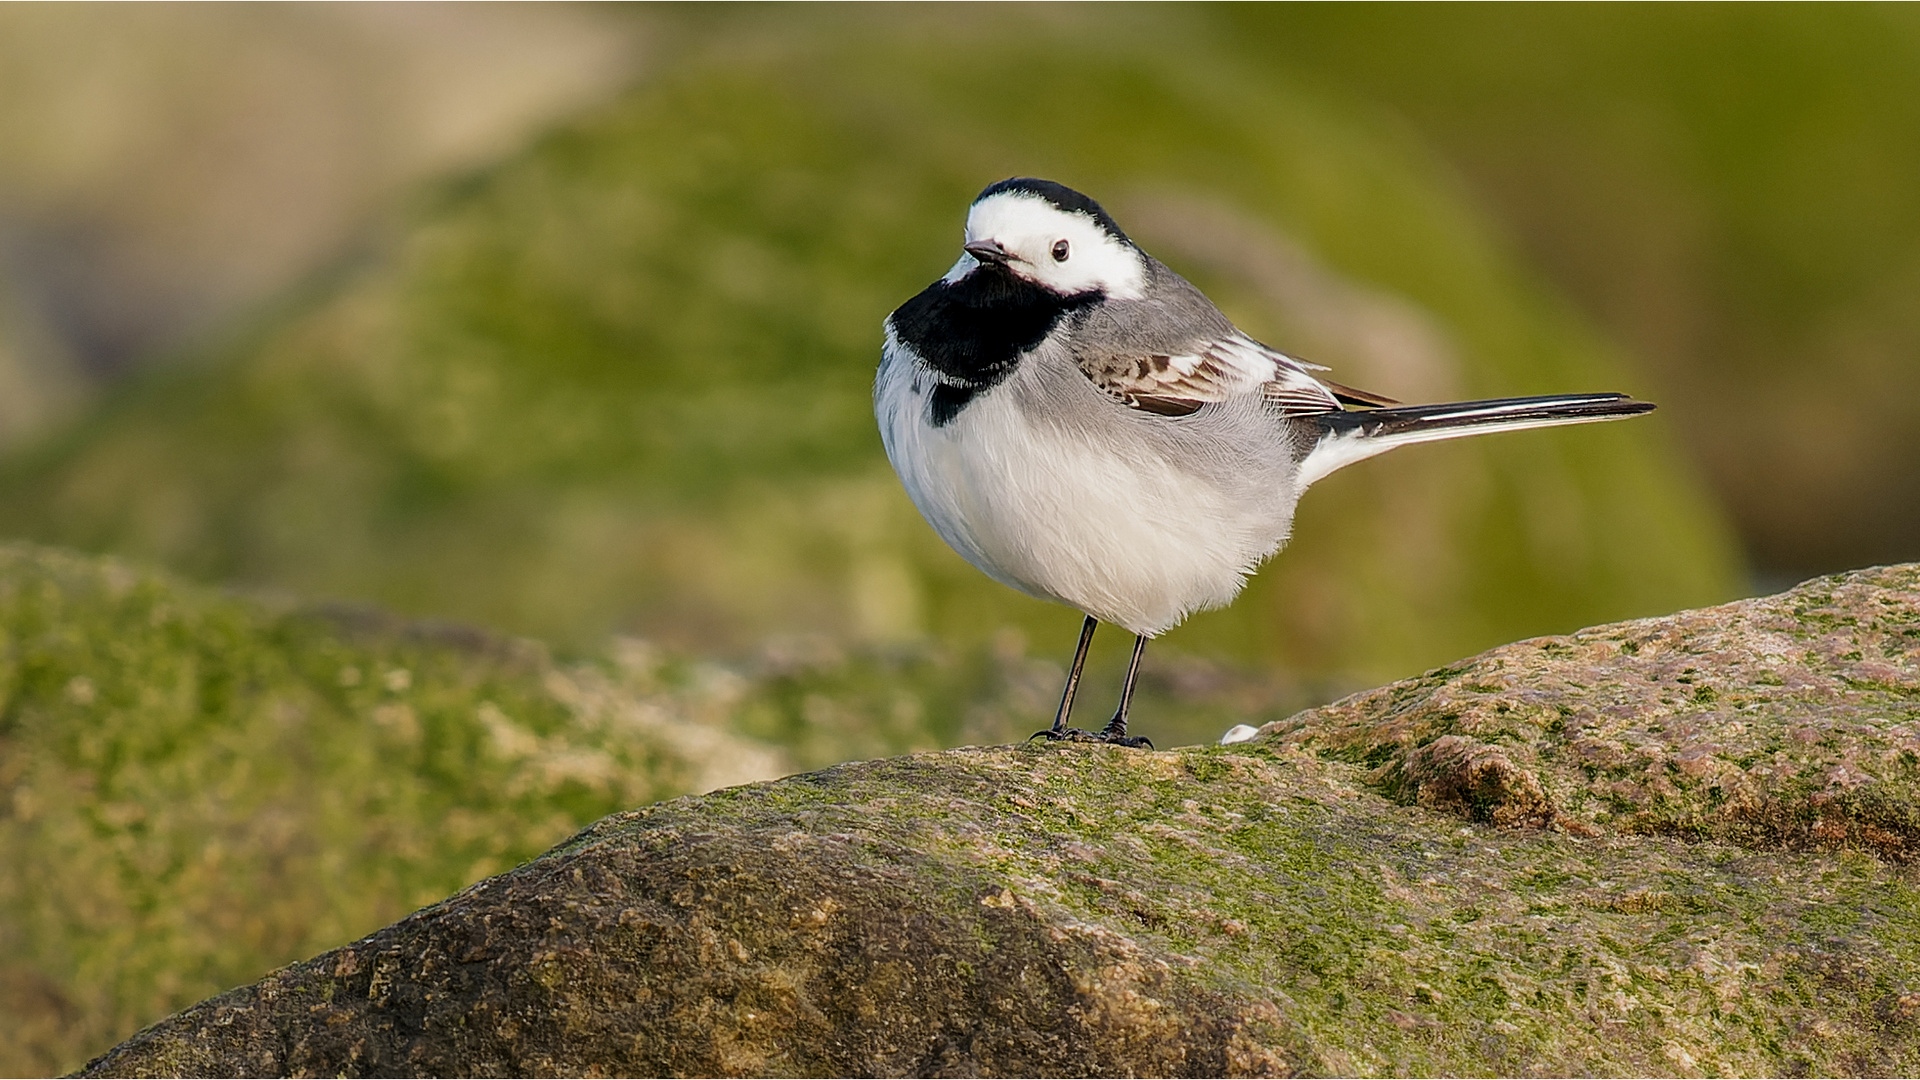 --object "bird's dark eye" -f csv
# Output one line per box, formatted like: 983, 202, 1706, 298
1051, 240, 1070, 262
